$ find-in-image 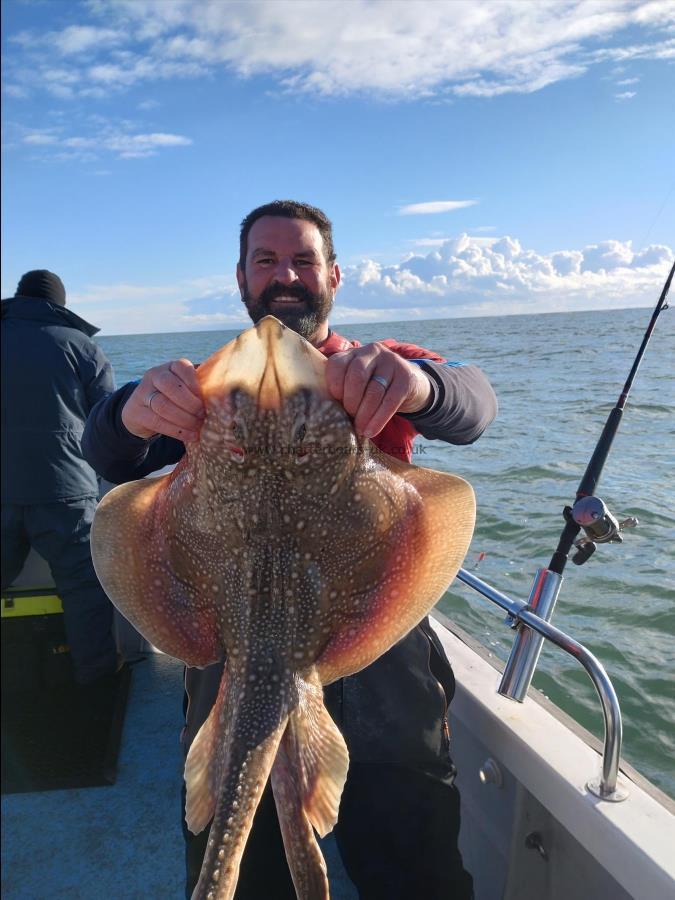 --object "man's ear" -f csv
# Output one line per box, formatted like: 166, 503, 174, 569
331, 263, 341, 294
236, 264, 245, 299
